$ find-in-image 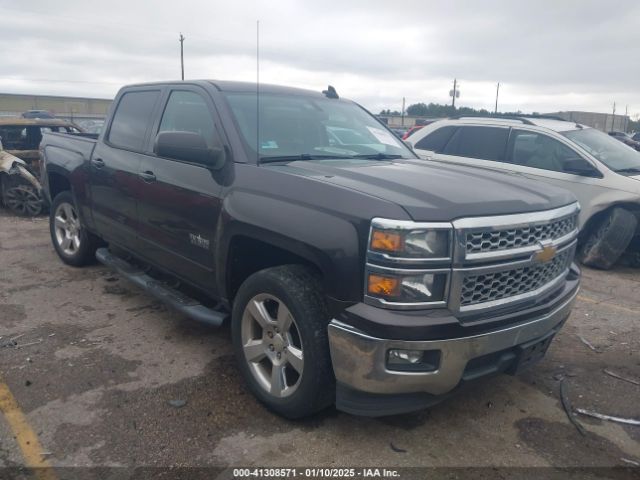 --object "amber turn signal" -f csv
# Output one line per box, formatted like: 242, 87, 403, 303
367, 274, 400, 297
370, 230, 402, 252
